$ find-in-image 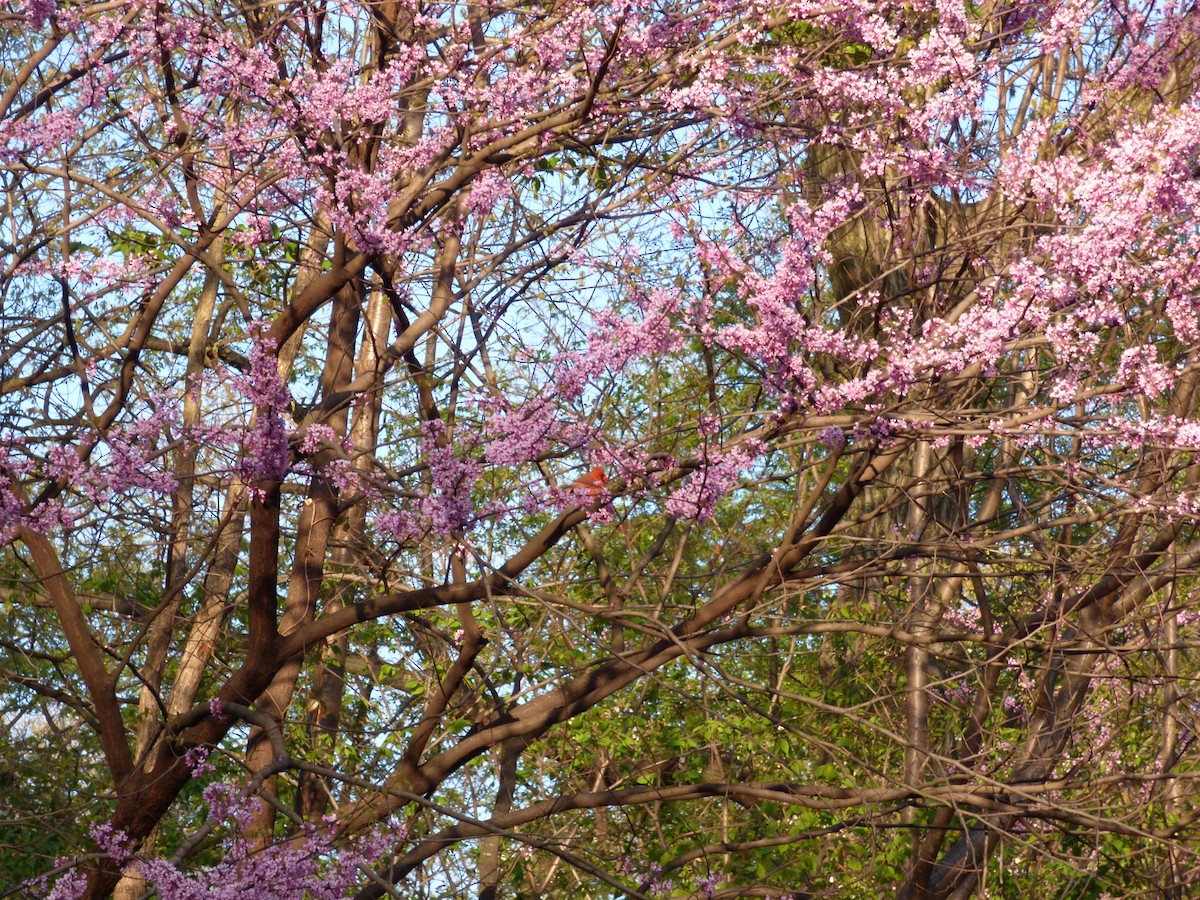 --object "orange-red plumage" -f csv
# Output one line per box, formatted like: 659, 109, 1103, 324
568, 465, 608, 496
